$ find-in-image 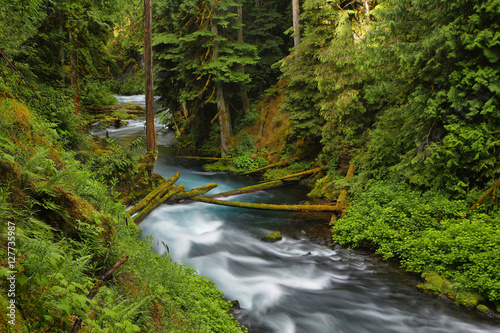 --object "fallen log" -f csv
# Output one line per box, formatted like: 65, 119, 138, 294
191, 196, 341, 213
242, 157, 299, 175
176, 156, 234, 161
207, 180, 295, 199
169, 183, 218, 201
132, 185, 185, 224
127, 172, 180, 217
71, 255, 129, 333
270, 167, 325, 182
331, 163, 355, 223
